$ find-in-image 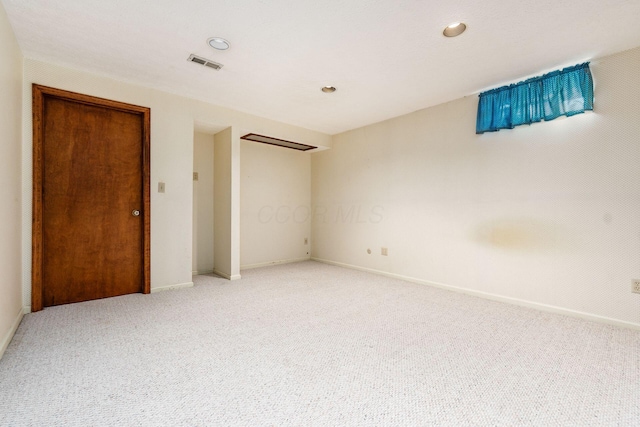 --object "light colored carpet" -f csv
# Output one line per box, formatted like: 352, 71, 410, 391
0, 261, 638, 426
